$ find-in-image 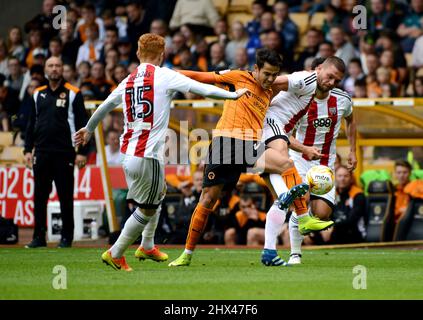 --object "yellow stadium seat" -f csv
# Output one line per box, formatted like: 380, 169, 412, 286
309, 12, 325, 29
227, 12, 253, 27
0, 146, 25, 165
212, 0, 229, 15
228, 0, 251, 13
0, 132, 13, 148
290, 13, 309, 35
